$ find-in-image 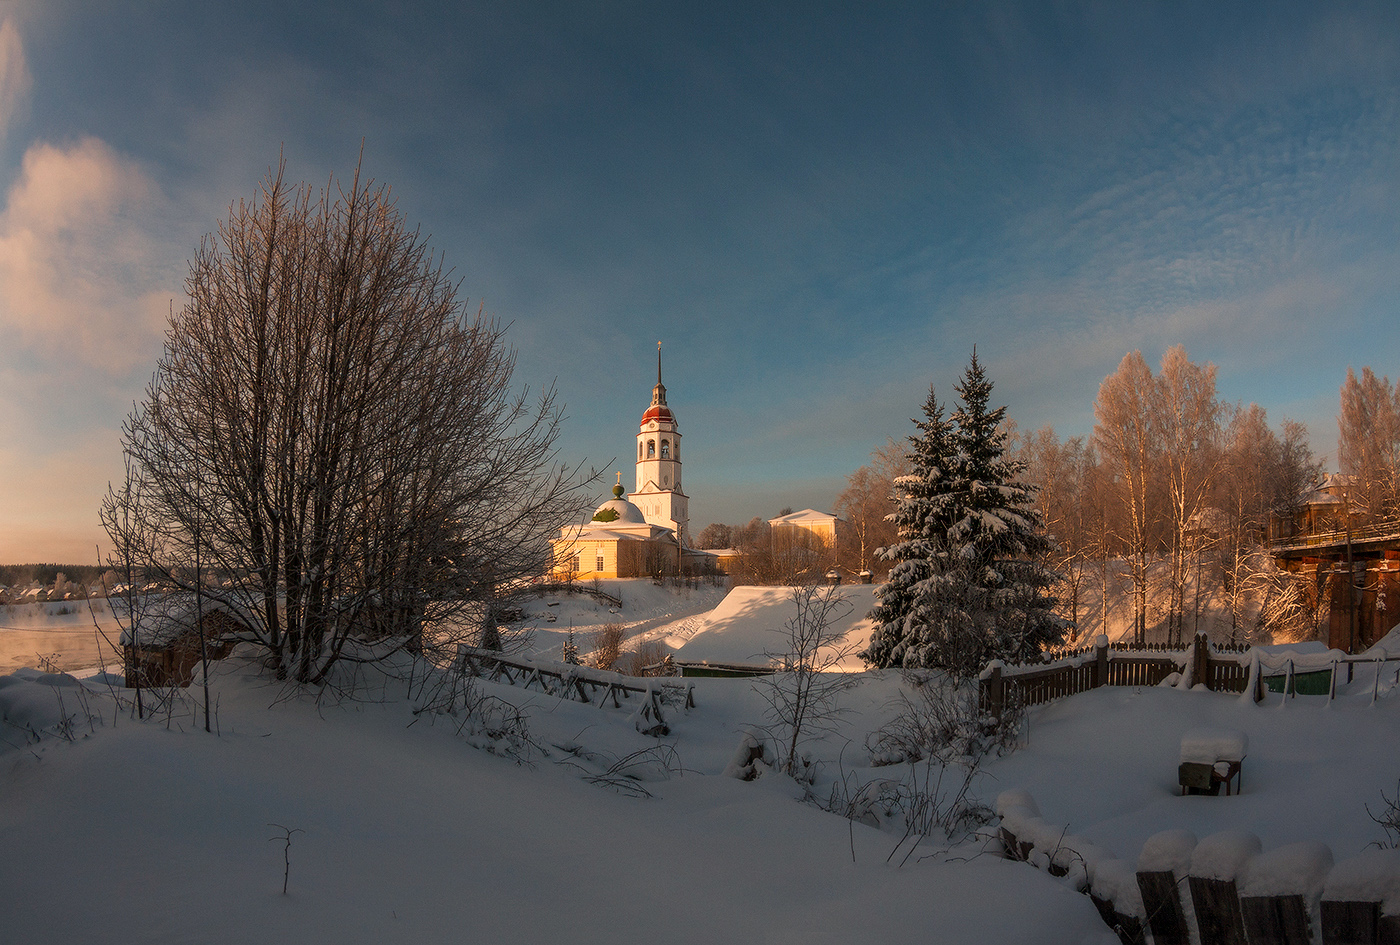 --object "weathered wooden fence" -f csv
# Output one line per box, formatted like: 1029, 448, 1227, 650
998, 801, 1400, 945
455, 646, 693, 734
980, 633, 1253, 716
